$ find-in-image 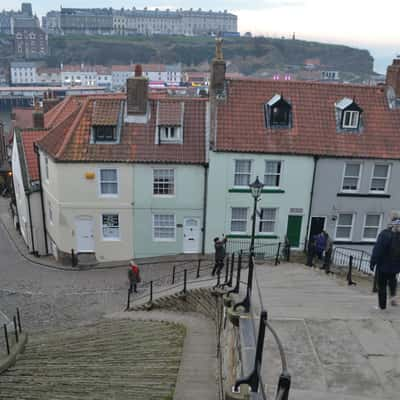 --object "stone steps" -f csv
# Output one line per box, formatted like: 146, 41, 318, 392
0, 319, 185, 400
